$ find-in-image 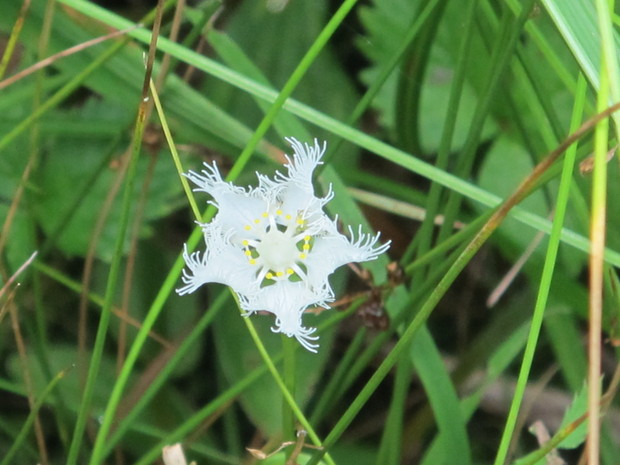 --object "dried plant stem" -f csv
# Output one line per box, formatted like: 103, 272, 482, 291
0, 27, 138, 90
9, 300, 49, 465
